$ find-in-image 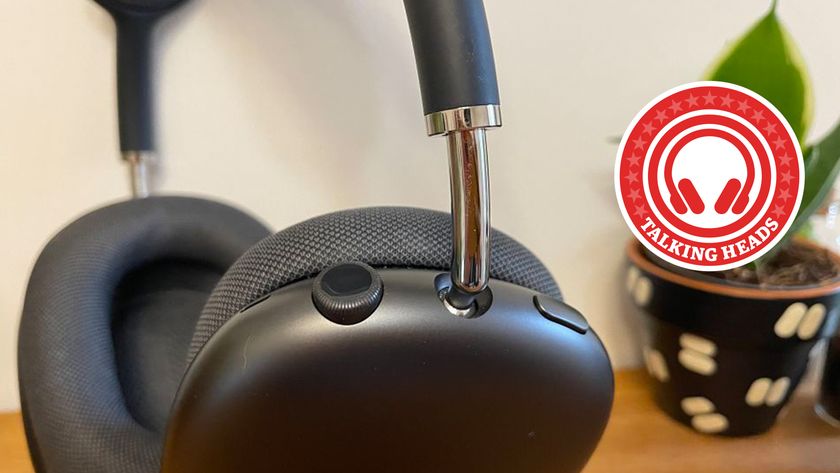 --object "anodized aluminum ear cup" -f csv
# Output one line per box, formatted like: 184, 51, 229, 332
164, 268, 612, 473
